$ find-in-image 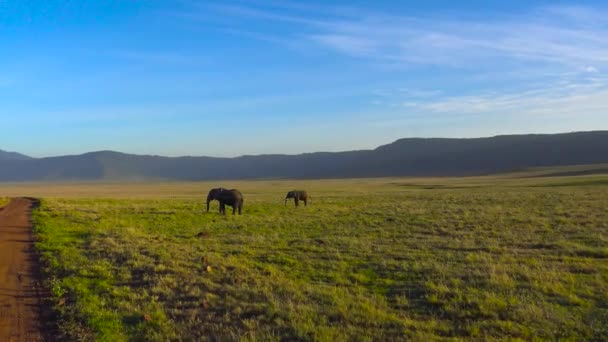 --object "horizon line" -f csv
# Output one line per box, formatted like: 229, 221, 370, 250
3, 130, 605, 160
